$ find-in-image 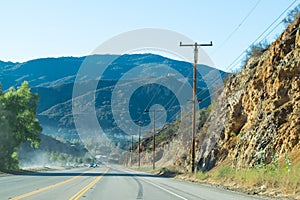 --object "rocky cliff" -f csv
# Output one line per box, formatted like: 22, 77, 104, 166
196, 15, 300, 170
